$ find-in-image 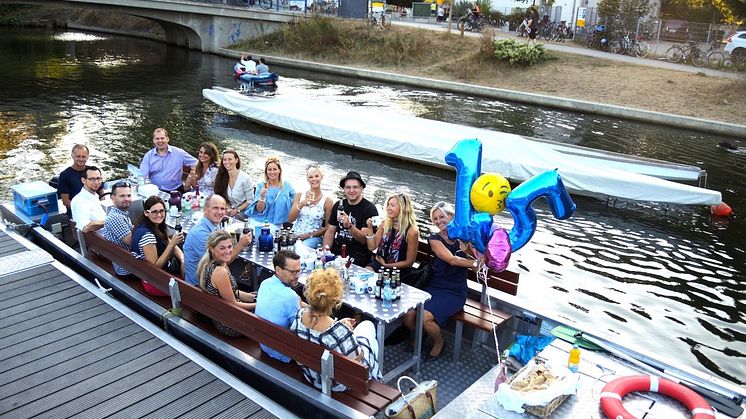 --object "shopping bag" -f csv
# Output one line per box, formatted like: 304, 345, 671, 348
384, 376, 438, 419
